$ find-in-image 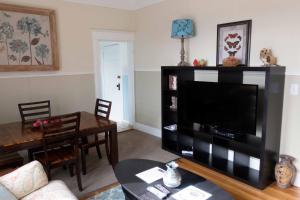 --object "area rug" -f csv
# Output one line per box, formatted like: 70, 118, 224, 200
87, 185, 125, 200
